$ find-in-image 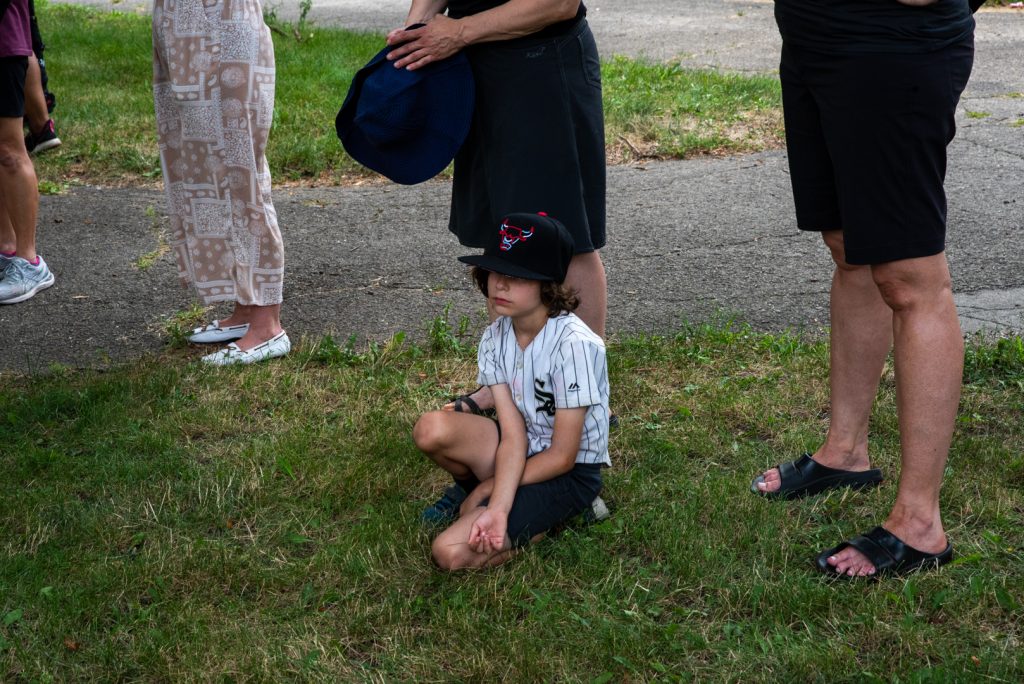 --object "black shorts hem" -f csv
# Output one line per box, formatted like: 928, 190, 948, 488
844, 238, 946, 266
